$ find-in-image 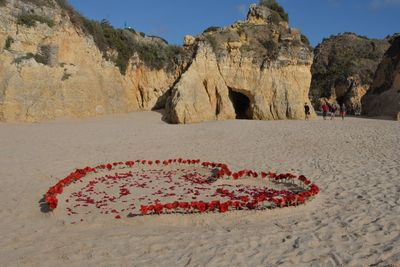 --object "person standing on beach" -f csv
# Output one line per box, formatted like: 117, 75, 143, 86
322, 103, 329, 120
304, 103, 311, 120
340, 103, 347, 120
330, 103, 338, 120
